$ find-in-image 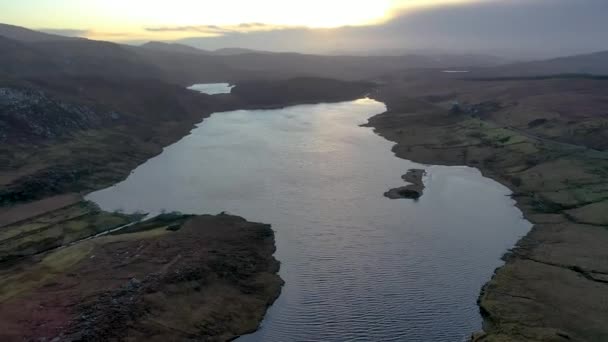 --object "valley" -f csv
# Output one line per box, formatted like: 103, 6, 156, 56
1, 22, 607, 342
